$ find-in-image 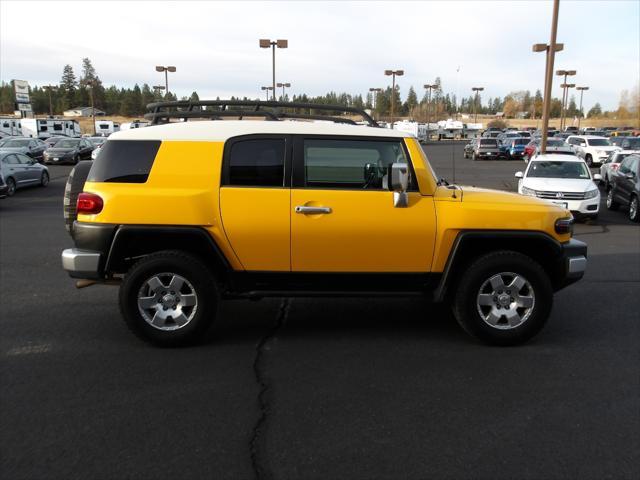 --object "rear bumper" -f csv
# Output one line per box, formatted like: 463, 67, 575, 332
62, 248, 102, 279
